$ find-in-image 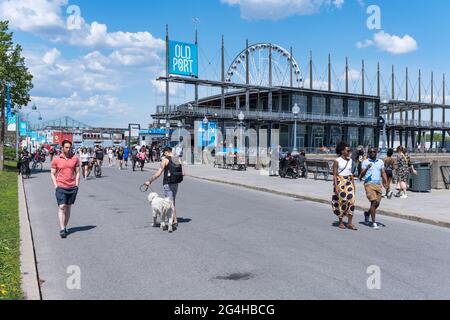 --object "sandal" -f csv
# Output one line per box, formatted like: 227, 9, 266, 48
339, 223, 346, 230
347, 224, 358, 231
